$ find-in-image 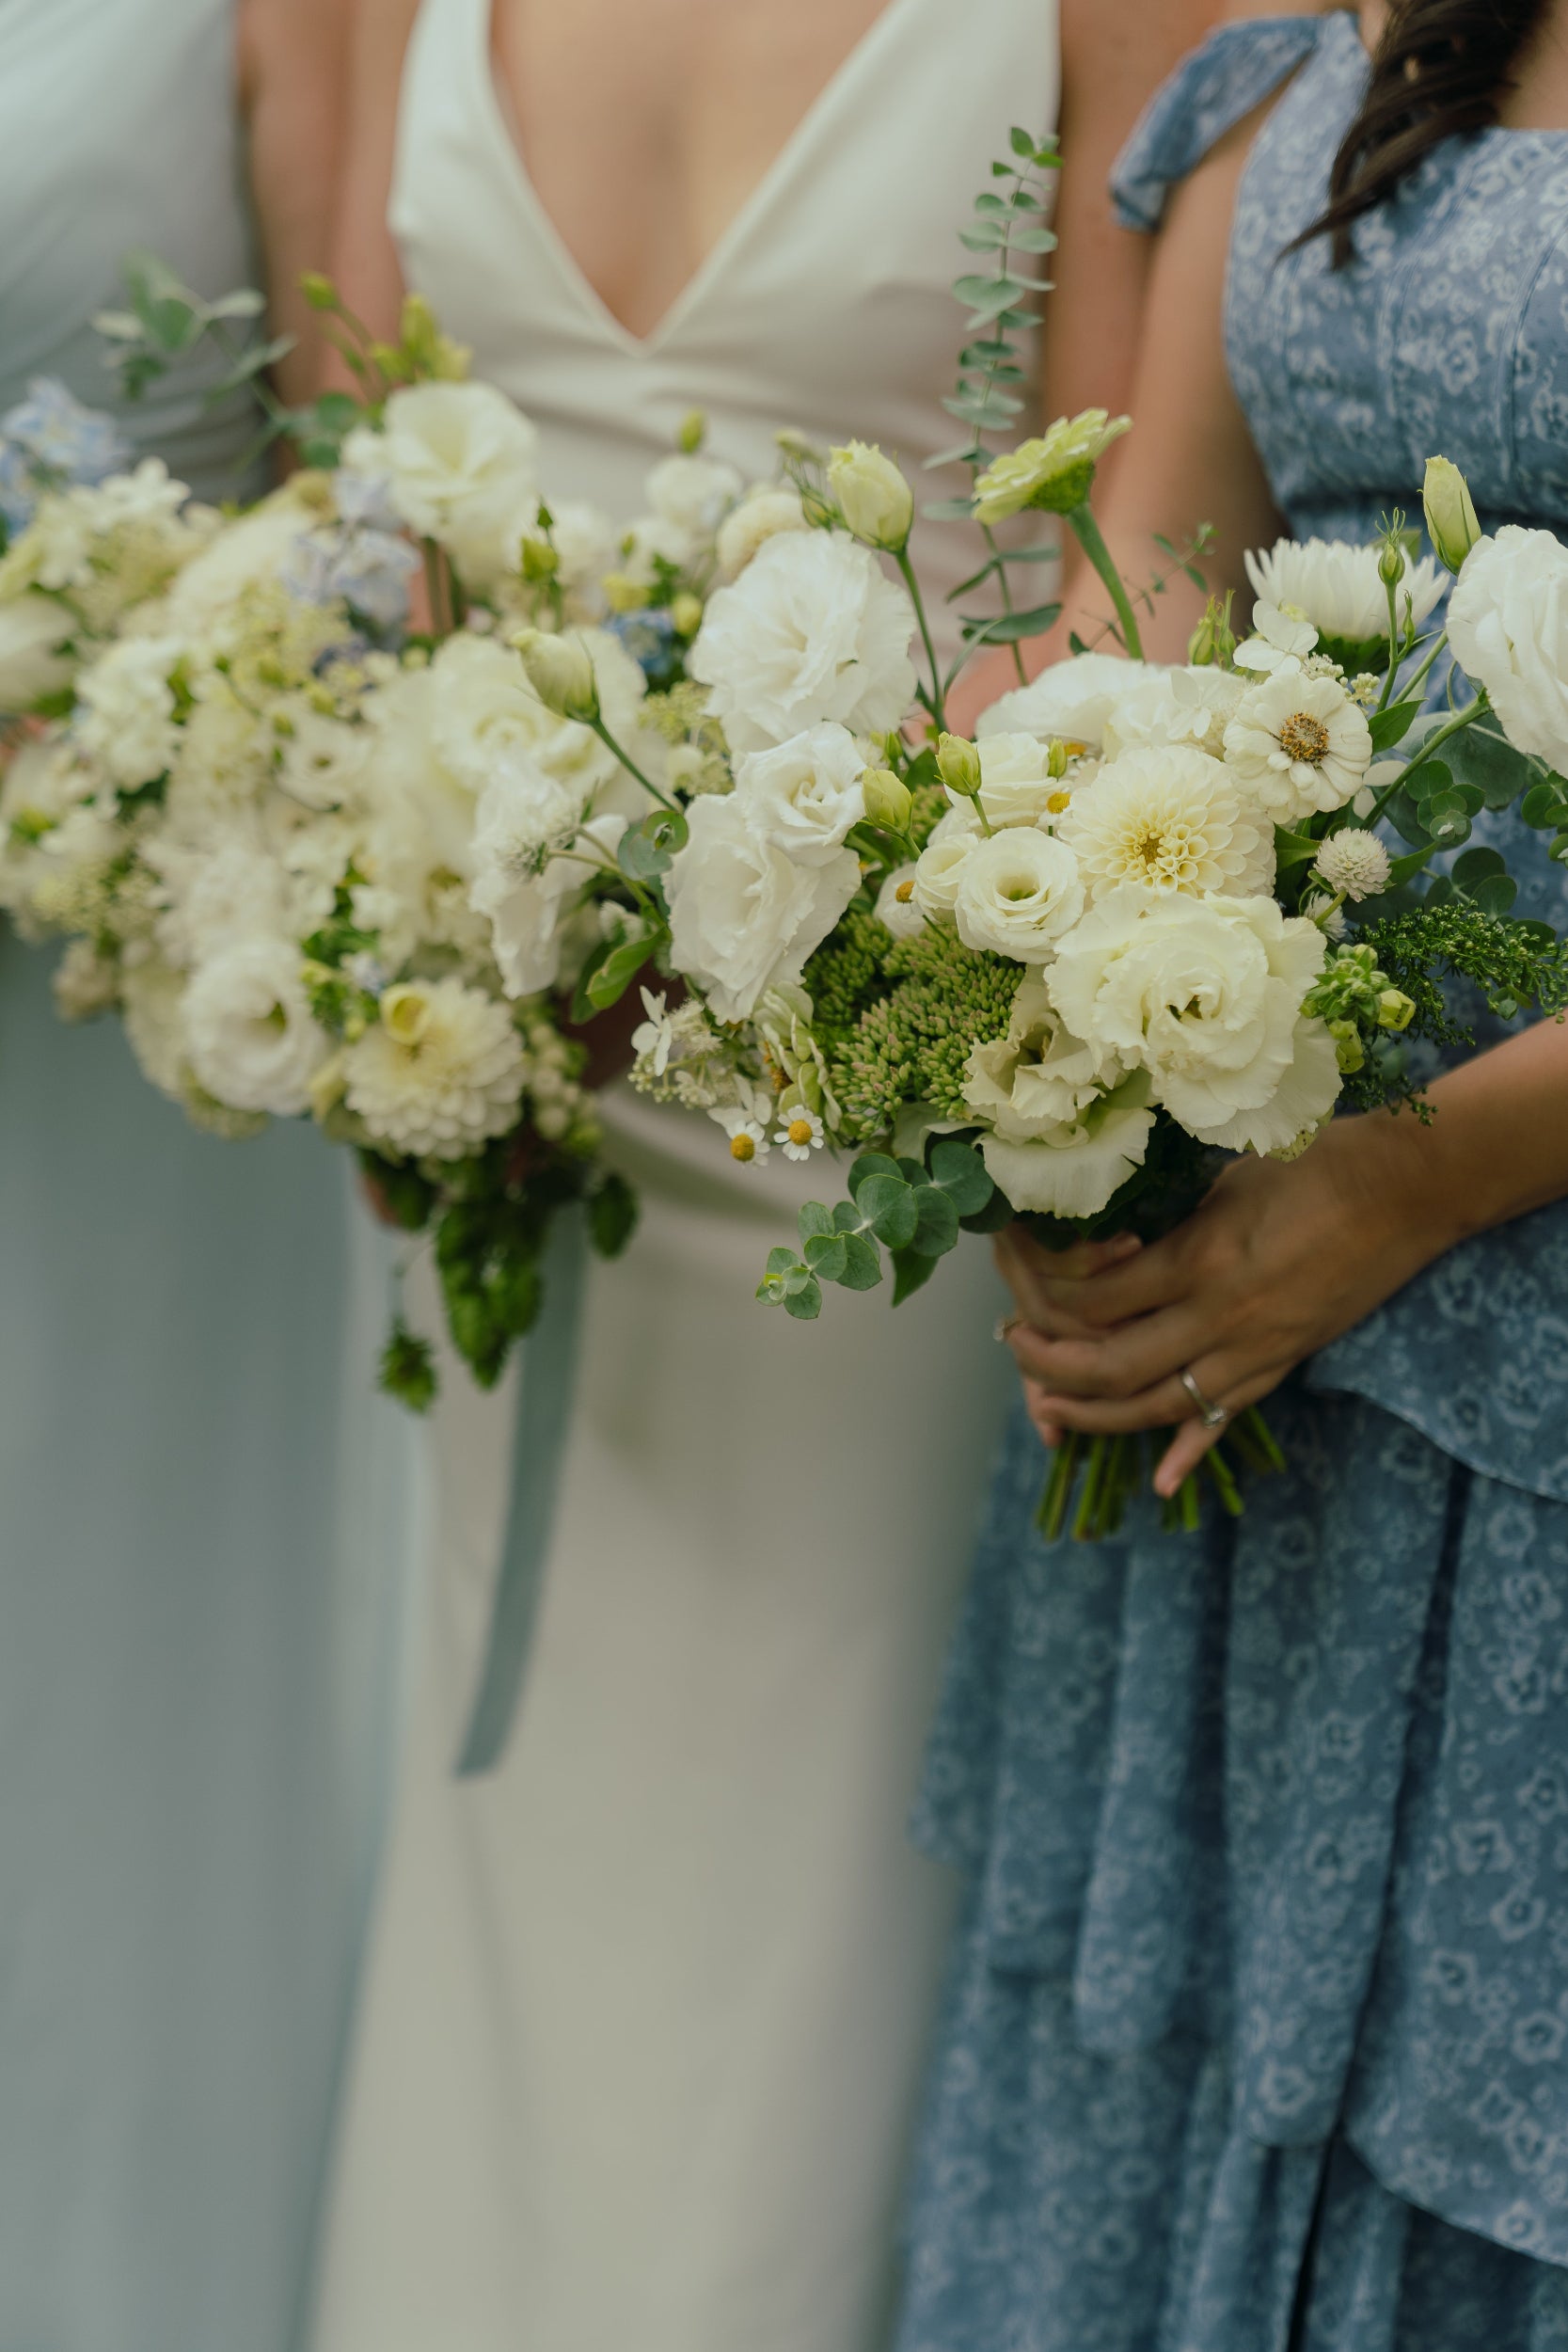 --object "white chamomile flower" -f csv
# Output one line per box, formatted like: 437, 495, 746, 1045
1245, 538, 1446, 645
1234, 600, 1319, 675
708, 1082, 774, 1166
1312, 828, 1392, 901
1223, 669, 1373, 821
774, 1105, 825, 1161
631, 986, 676, 1076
